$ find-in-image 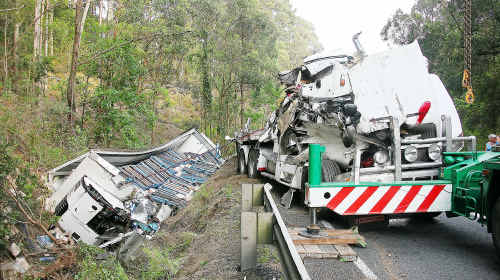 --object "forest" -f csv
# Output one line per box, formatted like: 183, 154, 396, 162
382, 0, 499, 141
0, 0, 498, 278
0, 0, 321, 277
0, 0, 321, 160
